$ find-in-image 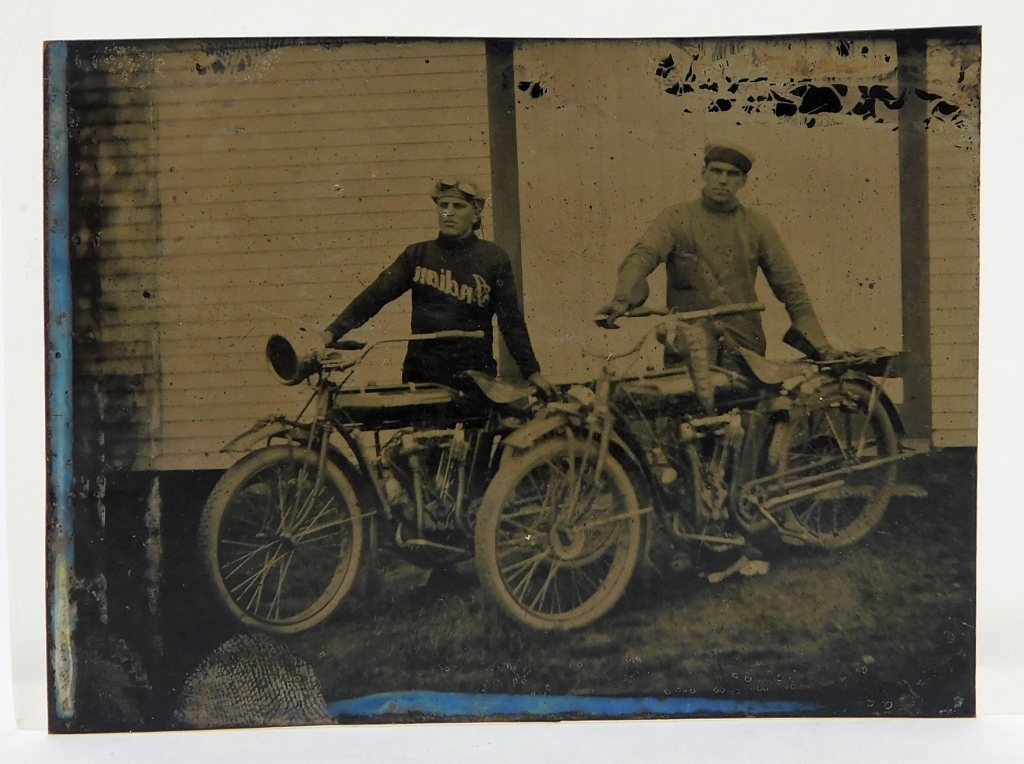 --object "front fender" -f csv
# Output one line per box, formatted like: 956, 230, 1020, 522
221, 416, 313, 453
502, 409, 578, 451
502, 405, 649, 480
